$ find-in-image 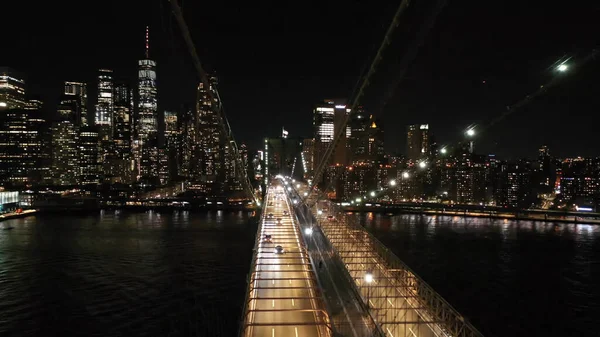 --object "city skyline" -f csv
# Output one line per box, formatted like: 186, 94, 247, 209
1, 1, 598, 159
